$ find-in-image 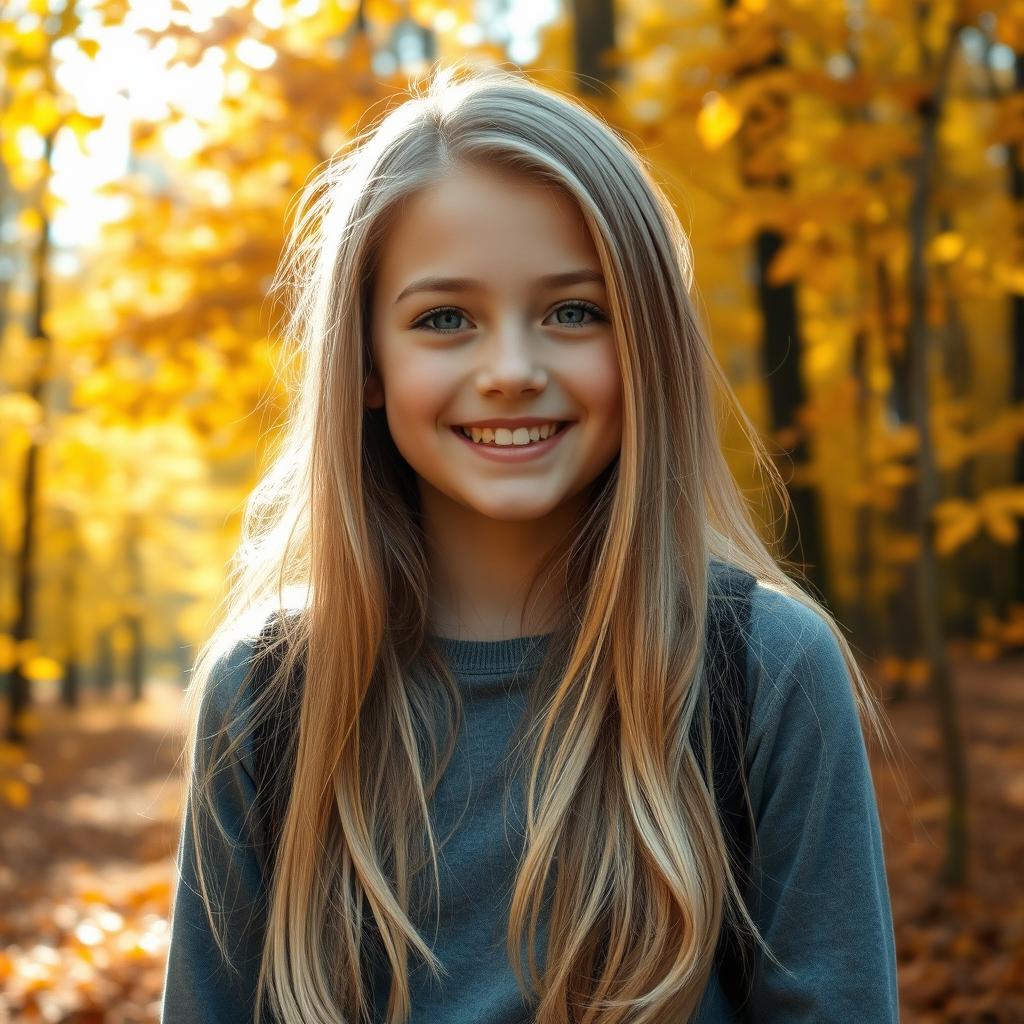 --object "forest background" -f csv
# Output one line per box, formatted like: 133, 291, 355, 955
2, 0, 1023, 1020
